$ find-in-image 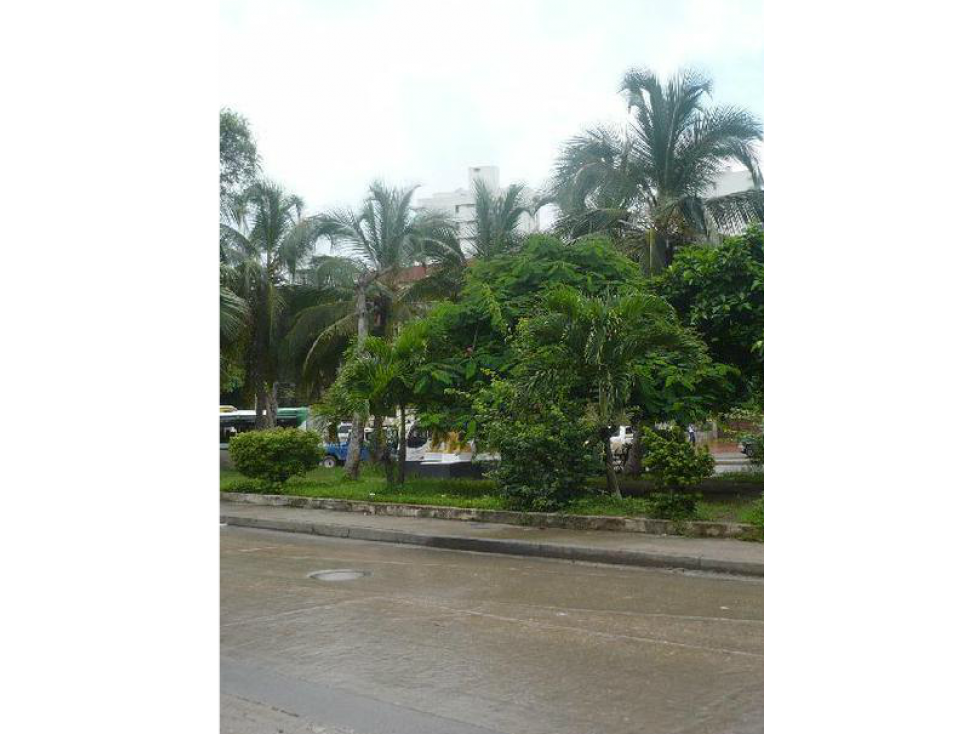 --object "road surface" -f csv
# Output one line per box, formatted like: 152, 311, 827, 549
221, 526, 763, 734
